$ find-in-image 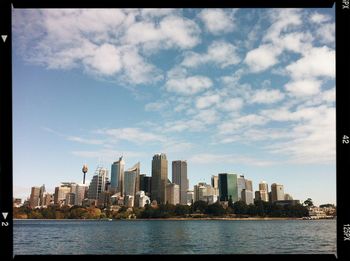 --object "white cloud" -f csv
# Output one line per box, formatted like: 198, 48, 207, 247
195, 109, 219, 125
218, 114, 268, 135
181, 41, 240, 68
190, 153, 275, 166
159, 15, 201, 49
286, 46, 335, 79
71, 149, 146, 162
263, 9, 302, 43
218, 98, 244, 112
13, 9, 199, 85
162, 141, 194, 153
316, 23, 335, 45
165, 75, 213, 95
309, 12, 331, 24
267, 106, 335, 164
84, 44, 122, 75
244, 44, 281, 72
140, 9, 176, 18
145, 101, 168, 111
285, 79, 322, 97
121, 46, 163, 84
123, 15, 201, 50
198, 9, 235, 34
67, 136, 104, 145
101, 128, 166, 144
250, 89, 285, 104
195, 93, 220, 109
278, 32, 314, 54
